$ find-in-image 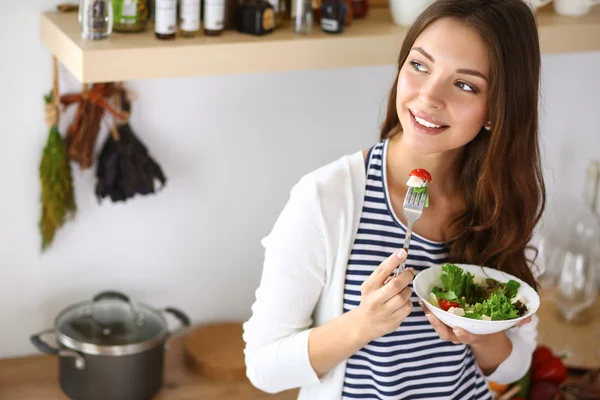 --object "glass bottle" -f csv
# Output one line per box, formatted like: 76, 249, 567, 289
293, 0, 312, 34
351, 0, 367, 19
237, 0, 275, 35
204, 0, 225, 35
312, 0, 322, 24
80, 0, 114, 40
224, 0, 239, 29
155, 0, 177, 39
553, 161, 600, 324
320, 0, 346, 33
180, 0, 201, 36
344, 0, 352, 26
